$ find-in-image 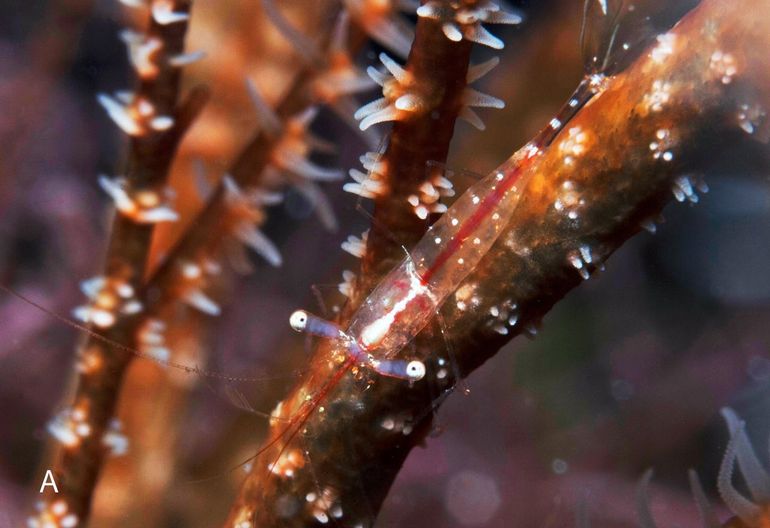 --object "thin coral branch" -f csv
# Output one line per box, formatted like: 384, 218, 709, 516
346, 0, 511, 304
31, 1, 198, 525
221, 1, 770, 526
69, 2, 348, 523
139, 2, 349, 317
